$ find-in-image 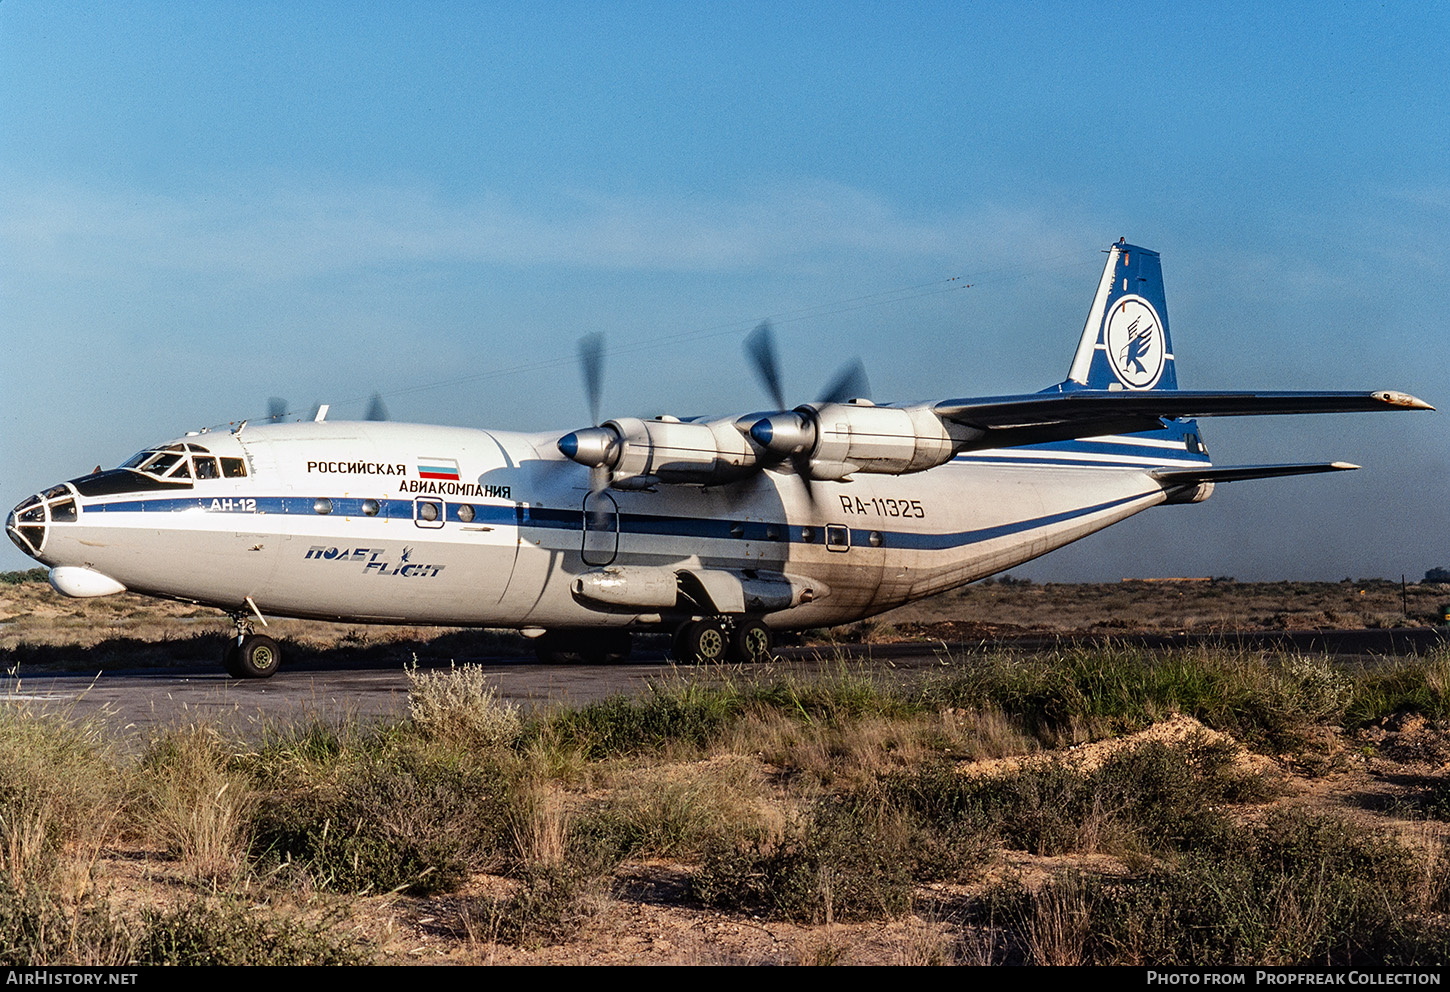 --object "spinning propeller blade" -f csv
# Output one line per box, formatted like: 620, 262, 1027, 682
819, 359, 871, 405
745, 321, 787, 411
579, 332, 605, 428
